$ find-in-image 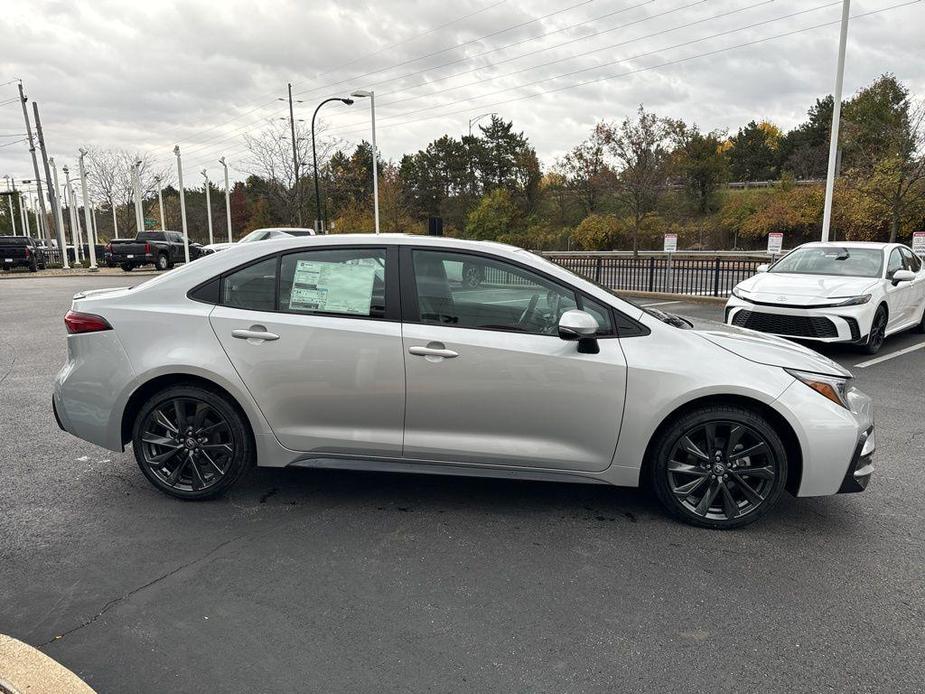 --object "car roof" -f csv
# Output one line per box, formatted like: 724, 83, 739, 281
798, 241, 896, 251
